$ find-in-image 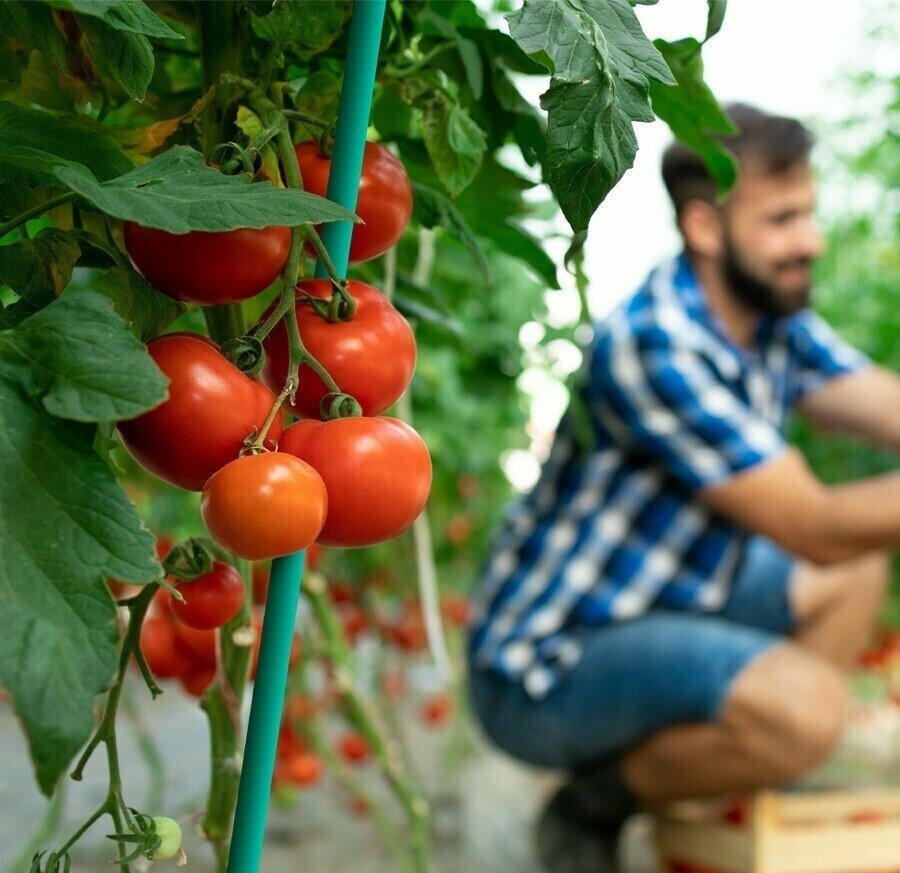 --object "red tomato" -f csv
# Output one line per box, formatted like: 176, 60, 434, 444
179, 665, 216, 698
118, 333, 284, 491
382, 668, 407, 702
337, 601, 367, 644
285, 751, 323, 787
260, 279, 416, 419
294, 140, 412, 263
123, 223, 291, 305
456, 473, 479, 501
721, 801, 748, 825
170, 561, 245, 630
173, 623, 217, 667
444, 513, 473, 547
420, 693, 452, 727
285, 694, 316, 721
281, 417, 431, 548
328, 580, 356, 605
337, 732, 370, 765
252, 563, 270, 606
140, 615, 191, 679
277, 723, 307, 758
440, 592, 472, 628
201, 452, 327, 560
848, 809, 885, 824
348, 796, 370, 817
385, 612, 427, 652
